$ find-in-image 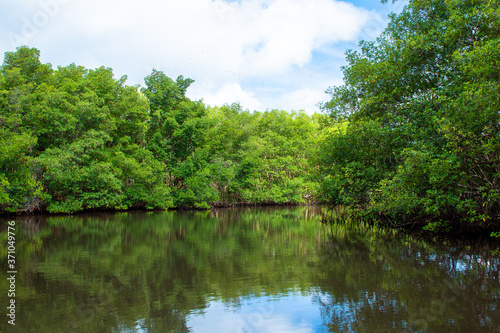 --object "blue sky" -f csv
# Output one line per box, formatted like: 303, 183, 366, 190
0, 0, 406, 113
